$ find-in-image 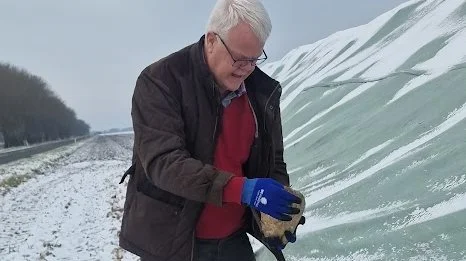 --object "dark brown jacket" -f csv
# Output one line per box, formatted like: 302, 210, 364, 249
119, 36, 289, 261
